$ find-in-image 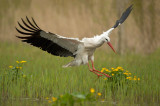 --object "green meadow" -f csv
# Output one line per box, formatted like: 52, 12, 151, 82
0, 42, 160, 105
